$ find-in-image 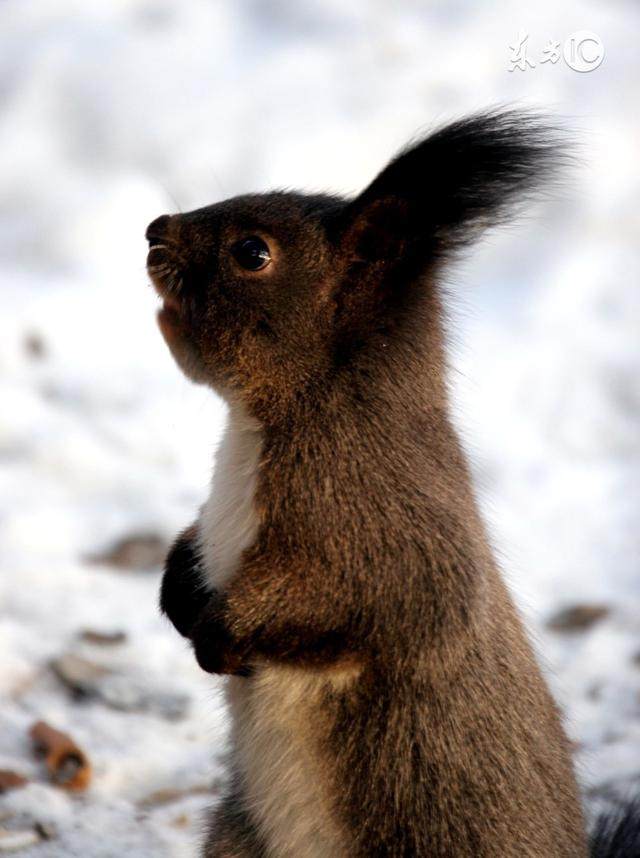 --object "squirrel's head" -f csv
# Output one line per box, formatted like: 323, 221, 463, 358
146, 111, 562, 420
